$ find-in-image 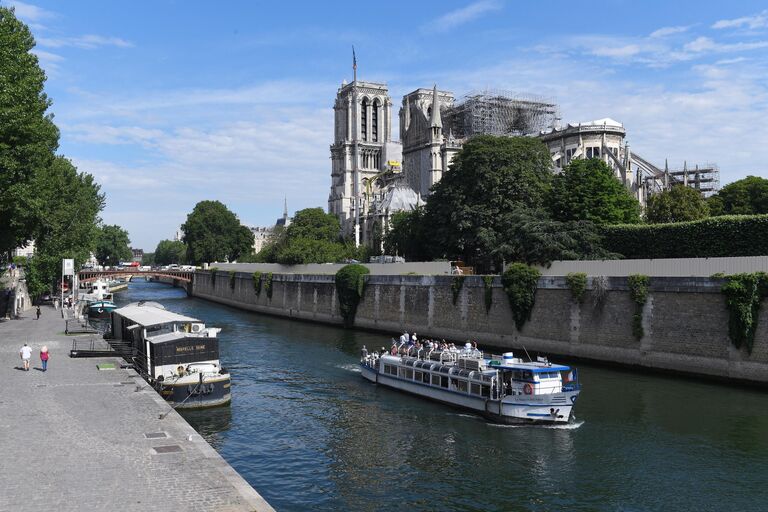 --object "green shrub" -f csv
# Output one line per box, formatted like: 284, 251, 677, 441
210, 267, 219, 288
482, 275, 494, 313
229, 271, 236, 290
565, 272, 587, 303
602, 214, 768, 259
628, 274, 650, 339
335, 264, 370, 327
252, 271, 263, 295
451, 275, 466, 306
721, 273, 768, 354
265, 272, 274, 299
501, 264, 541, 330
